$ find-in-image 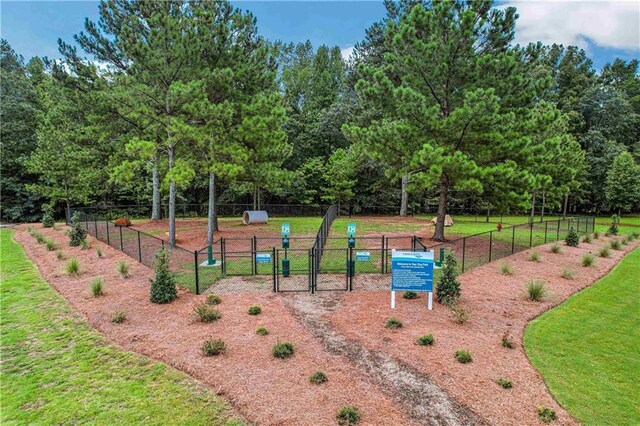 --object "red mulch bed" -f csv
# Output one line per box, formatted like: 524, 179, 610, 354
329, 236, 639, 425
13, 225, 414, 426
